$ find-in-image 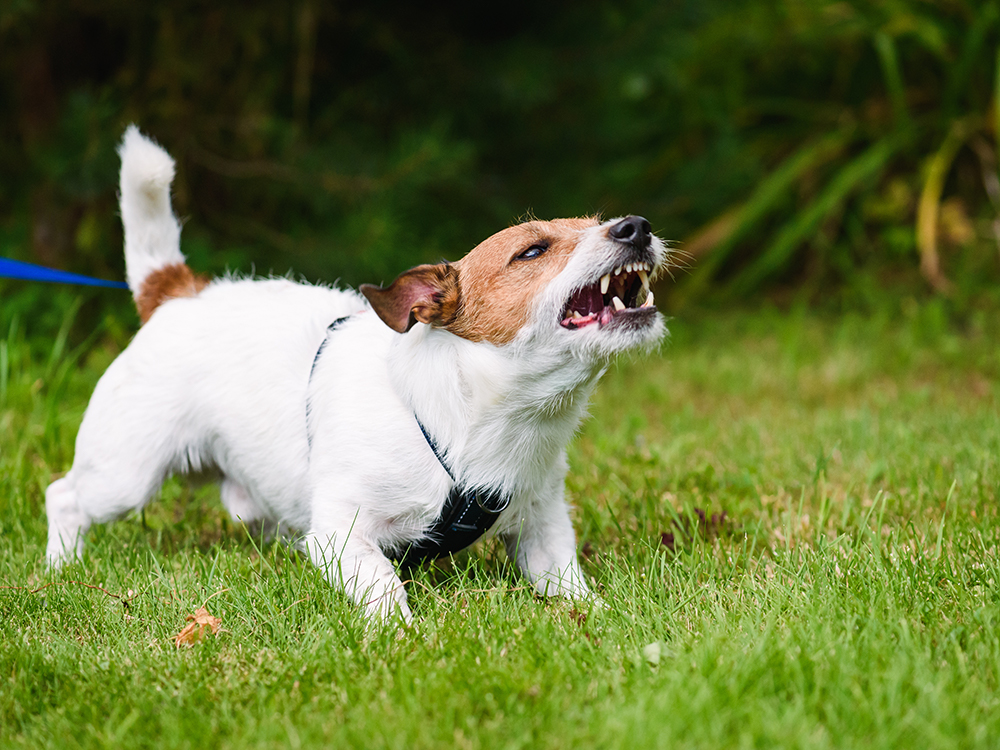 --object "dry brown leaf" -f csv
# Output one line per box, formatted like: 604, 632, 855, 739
174, 606, 222, 648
